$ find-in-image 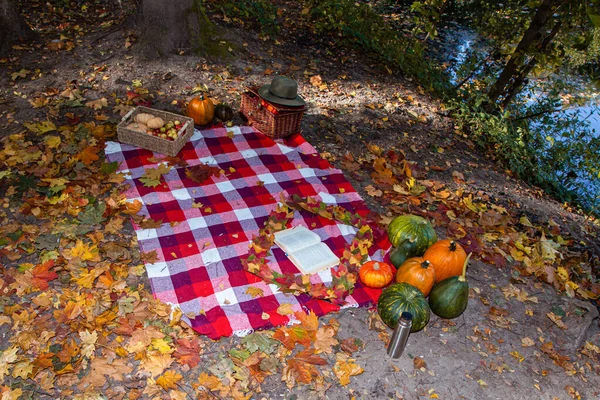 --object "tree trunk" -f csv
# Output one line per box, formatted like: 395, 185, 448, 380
135, 0, 217, 59
487, 0, 558, 105
500, 20, 563, 108
0, 0, 36, 56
